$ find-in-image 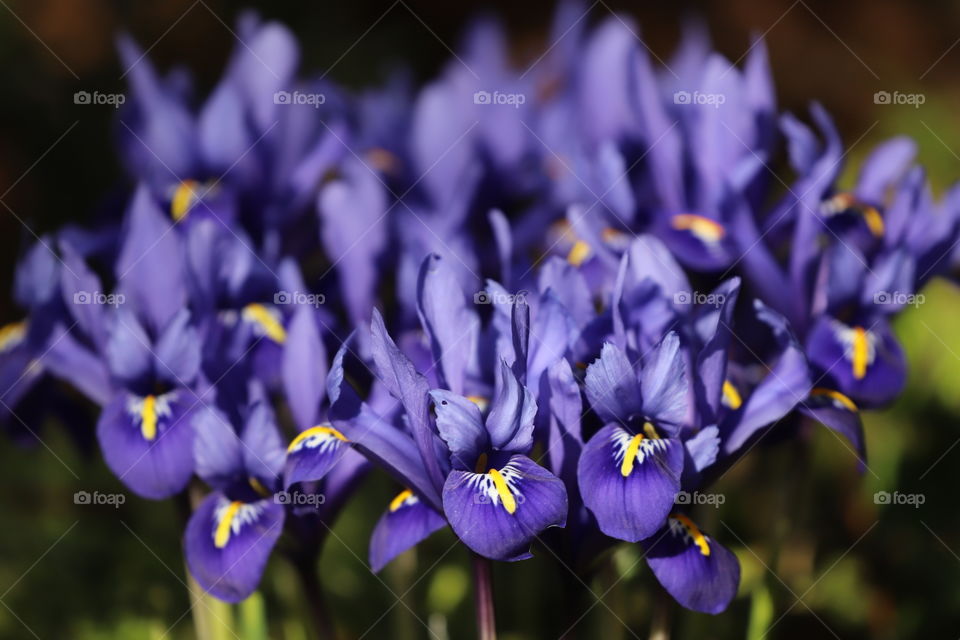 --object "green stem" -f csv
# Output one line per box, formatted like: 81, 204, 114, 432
471, 554, 497, 640
290, 551, 336, 640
